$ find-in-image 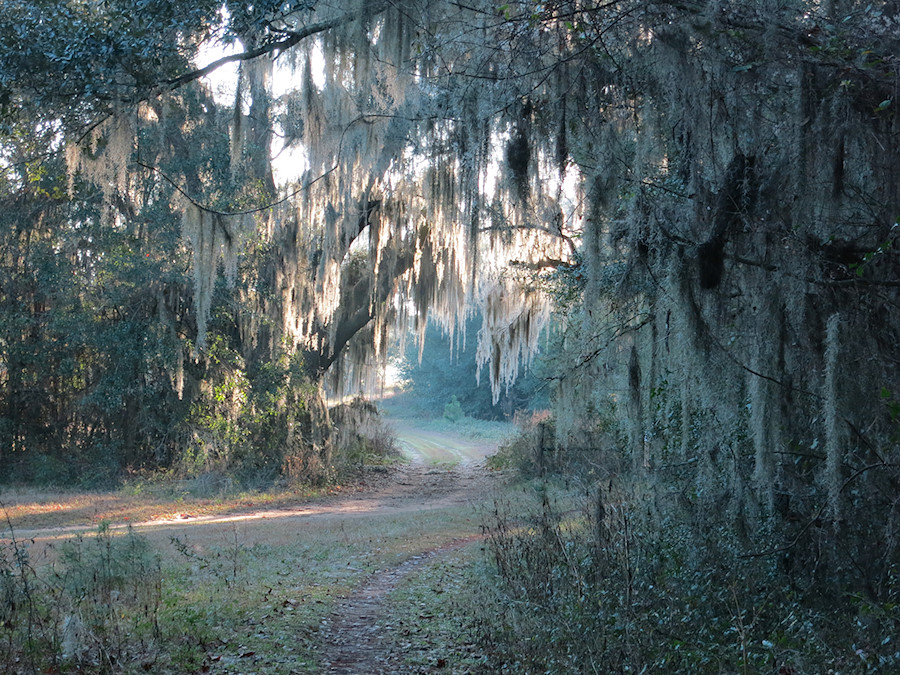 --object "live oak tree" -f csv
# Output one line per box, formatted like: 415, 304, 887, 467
0, 0, 571, 480
480, 1, 898, 670
2, 0, 900, 666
